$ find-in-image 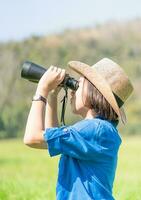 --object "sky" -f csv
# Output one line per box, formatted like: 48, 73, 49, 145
0, 0, 141, 42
